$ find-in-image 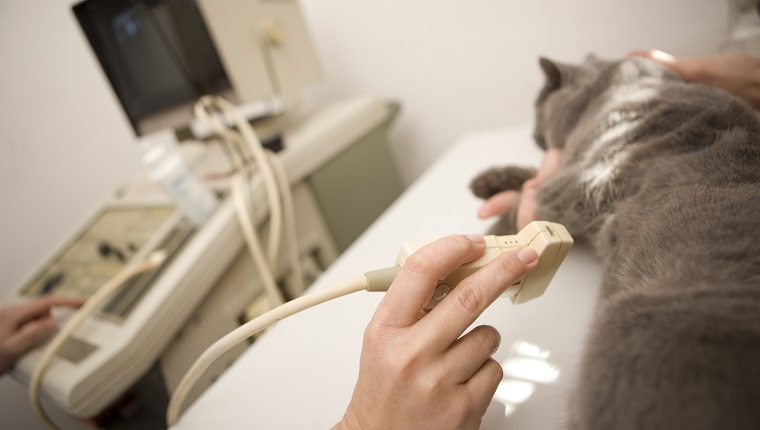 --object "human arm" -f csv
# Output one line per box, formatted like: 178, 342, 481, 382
333, 234, 539, 430
629, 49, 760, 108
0, 296, 84, 375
